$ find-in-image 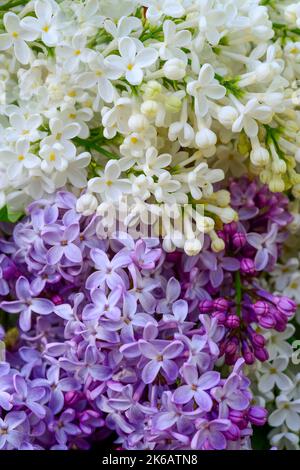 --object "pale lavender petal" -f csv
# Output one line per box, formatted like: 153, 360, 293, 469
254, 248, 269, 271
172, 385, 194, 404
194, 390, 213, 411
161, 359, 178, 381
32, 298, 53, 315
47, 245, 64, 265
64, 243, 82, 263
162, 341, 184, 359
141, 360, 161, 384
